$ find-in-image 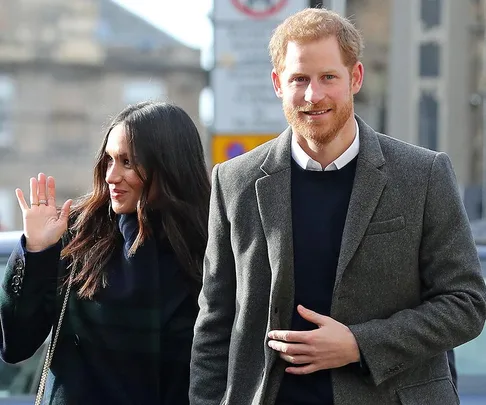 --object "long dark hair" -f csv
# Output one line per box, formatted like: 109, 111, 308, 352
62, 101, 210, 299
